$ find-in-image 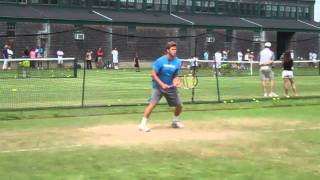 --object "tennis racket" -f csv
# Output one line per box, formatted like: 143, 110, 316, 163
180, 74, 198, 89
